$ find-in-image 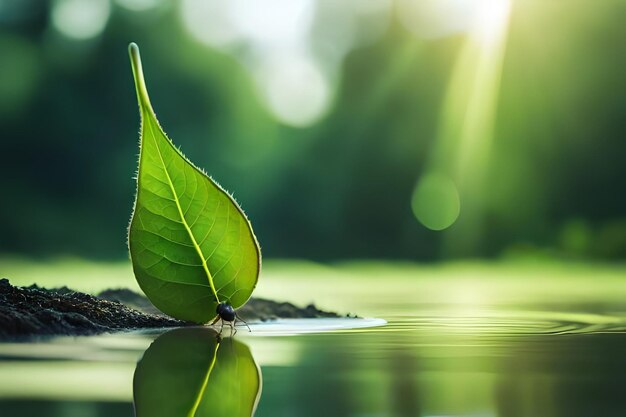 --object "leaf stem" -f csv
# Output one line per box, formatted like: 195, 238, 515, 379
128, 42, 154, 116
